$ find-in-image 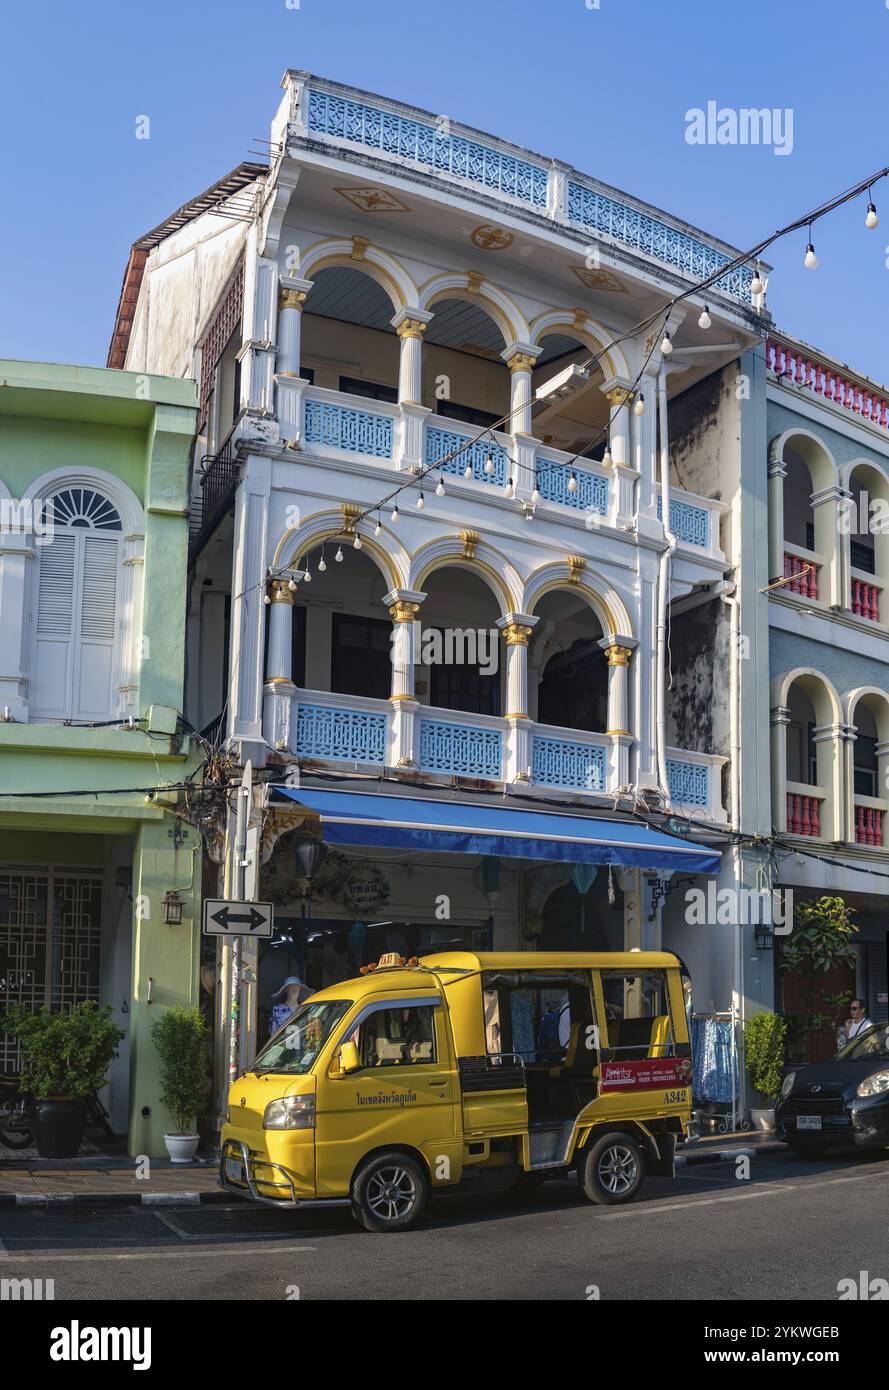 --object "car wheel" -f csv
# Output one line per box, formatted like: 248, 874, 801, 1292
788, 1137, 831, 1159
351, 1151, 428, 1233
579, 1132, 644, 1205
